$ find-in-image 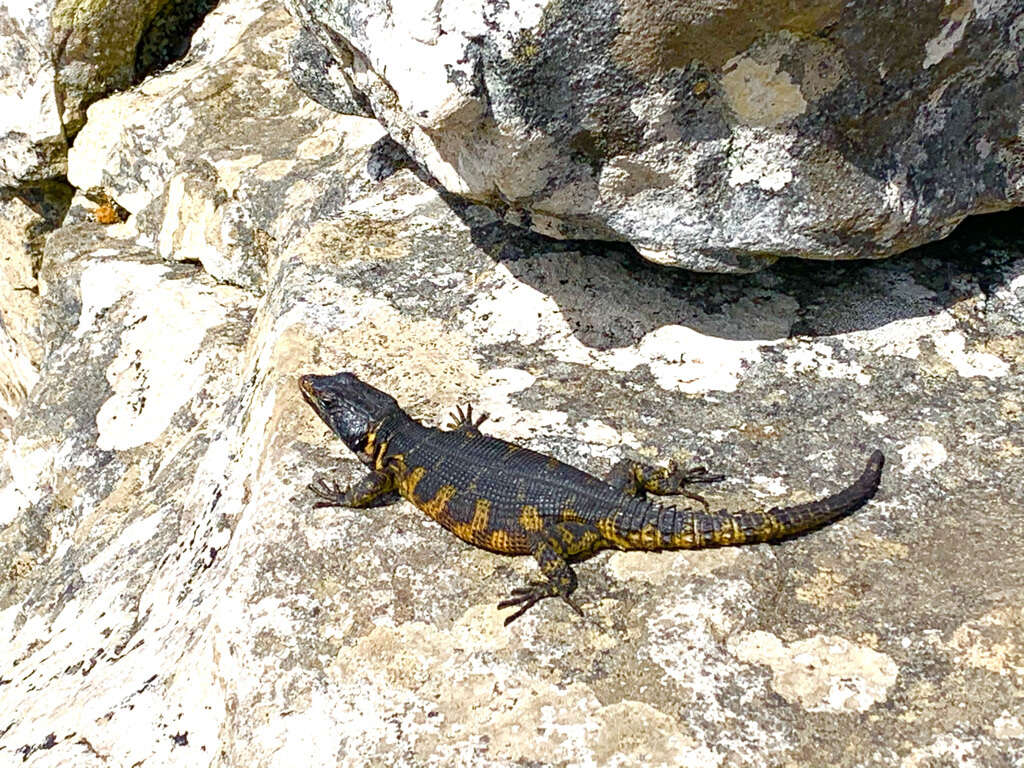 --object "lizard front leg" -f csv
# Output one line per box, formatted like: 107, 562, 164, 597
309, 470, 399, 509
605, 458, 724, 510
498, 521, 606, 625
